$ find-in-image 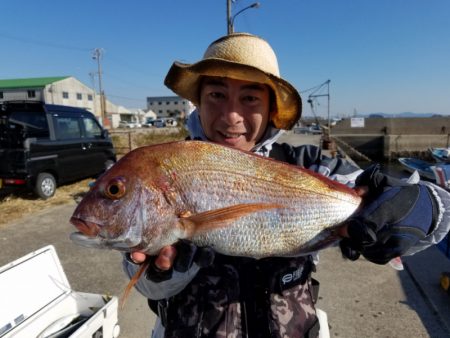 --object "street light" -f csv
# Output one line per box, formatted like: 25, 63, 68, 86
227, 1, 260, 34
